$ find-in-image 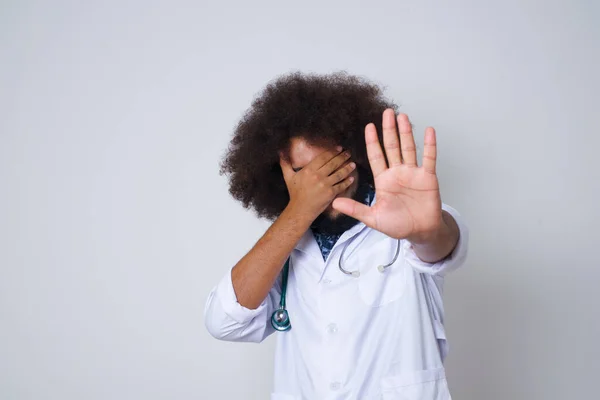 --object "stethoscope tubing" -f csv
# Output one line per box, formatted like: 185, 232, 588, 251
270, 234, 401, 332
